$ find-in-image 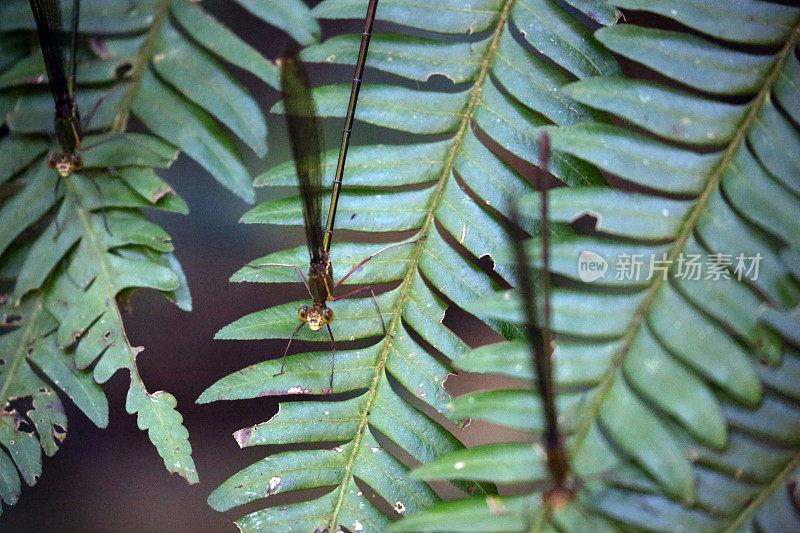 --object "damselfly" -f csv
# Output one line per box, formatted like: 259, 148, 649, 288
28, 0, 111, 232
510, 133, 574, 509
256, 0, 406, 392
28, 0, 84, 181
